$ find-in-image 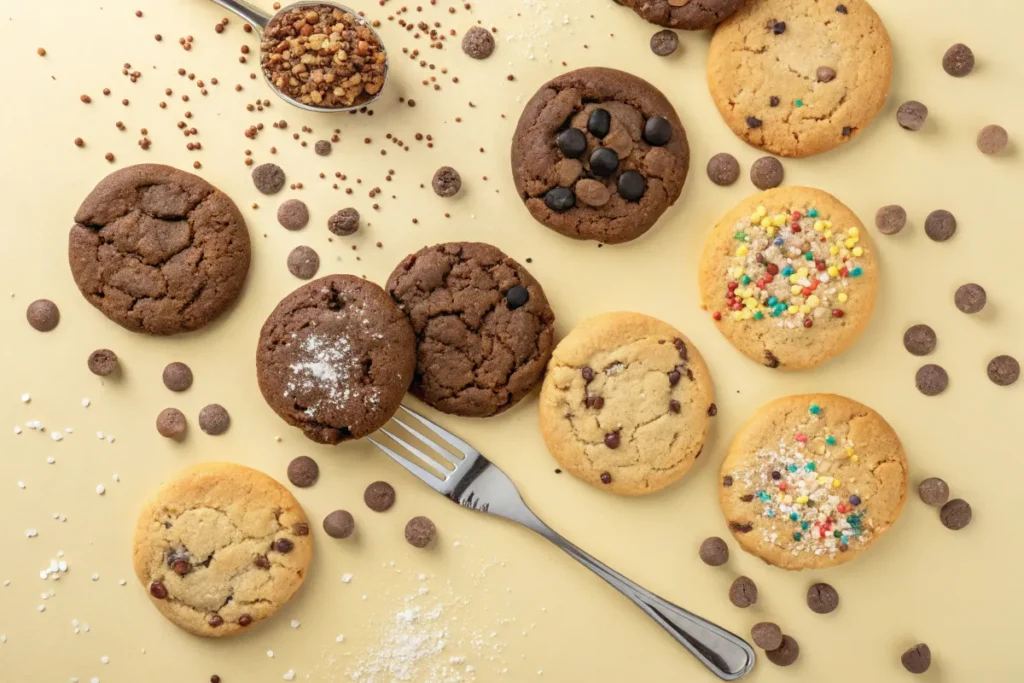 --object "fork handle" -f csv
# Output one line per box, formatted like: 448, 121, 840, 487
531, 522, 755, 680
